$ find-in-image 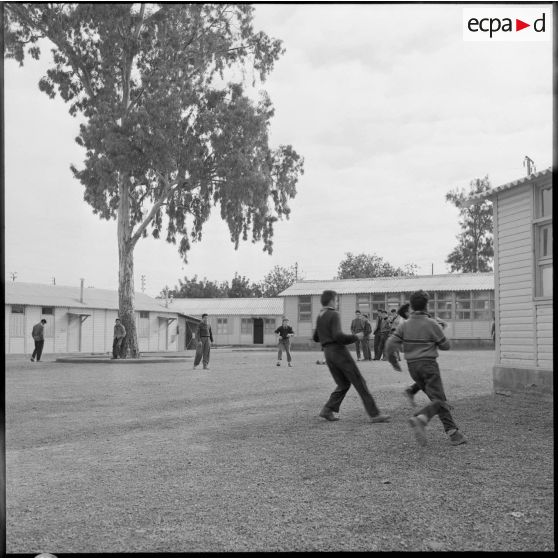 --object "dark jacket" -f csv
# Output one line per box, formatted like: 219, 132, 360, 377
313, 307, 357, 347
31, 322, 45, 341
196, 321, 213, 342
275, 325, 294, 339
